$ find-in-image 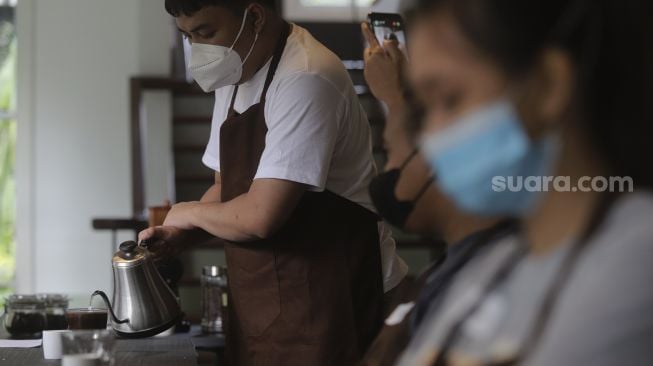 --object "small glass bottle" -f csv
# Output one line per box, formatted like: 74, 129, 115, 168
201, 265, 228, 334
3, 294, 47, 338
